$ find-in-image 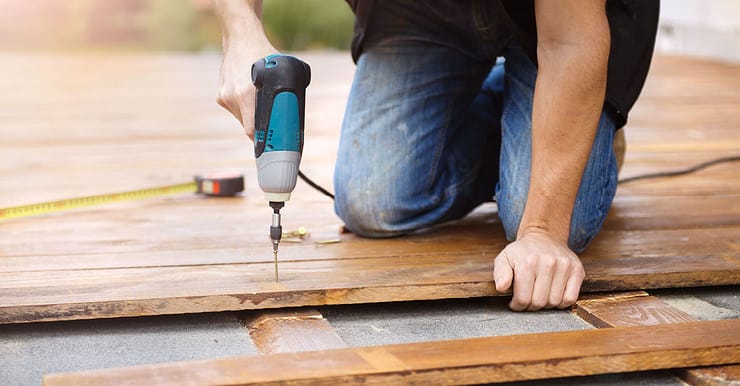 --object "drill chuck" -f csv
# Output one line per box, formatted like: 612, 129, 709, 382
269, 201, 283, 245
